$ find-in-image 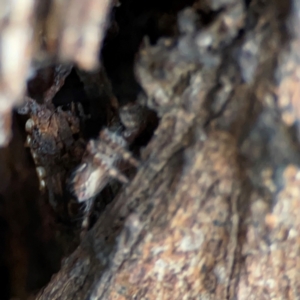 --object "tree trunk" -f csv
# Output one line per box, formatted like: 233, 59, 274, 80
1, 0, 300, 299
33, 0, 300, 299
